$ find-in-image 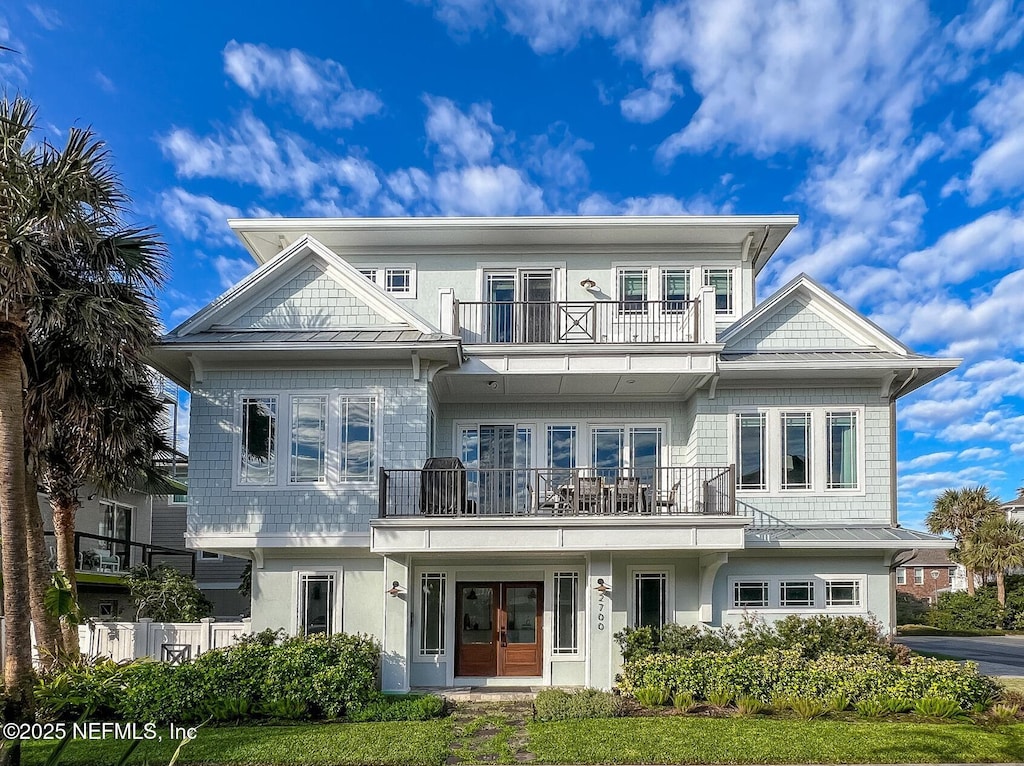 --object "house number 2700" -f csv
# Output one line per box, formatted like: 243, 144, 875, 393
596, 592, 606, 630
